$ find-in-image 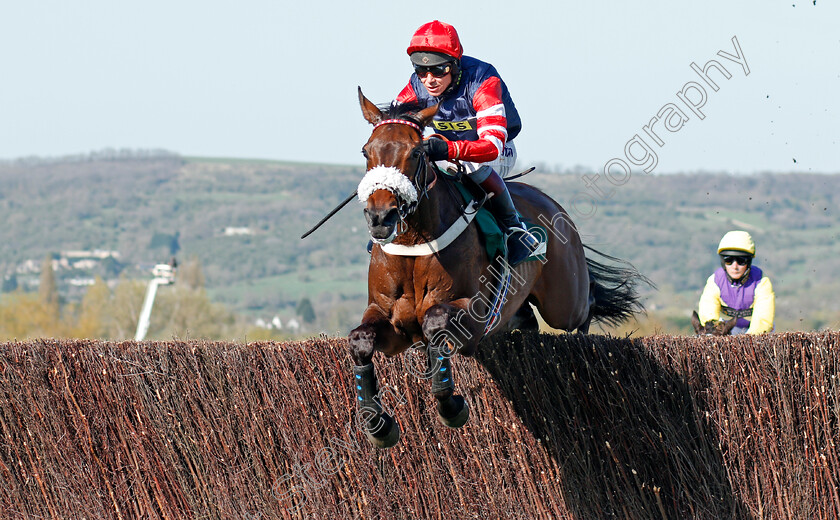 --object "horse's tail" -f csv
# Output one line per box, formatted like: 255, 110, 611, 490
584, 245, 654, 327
